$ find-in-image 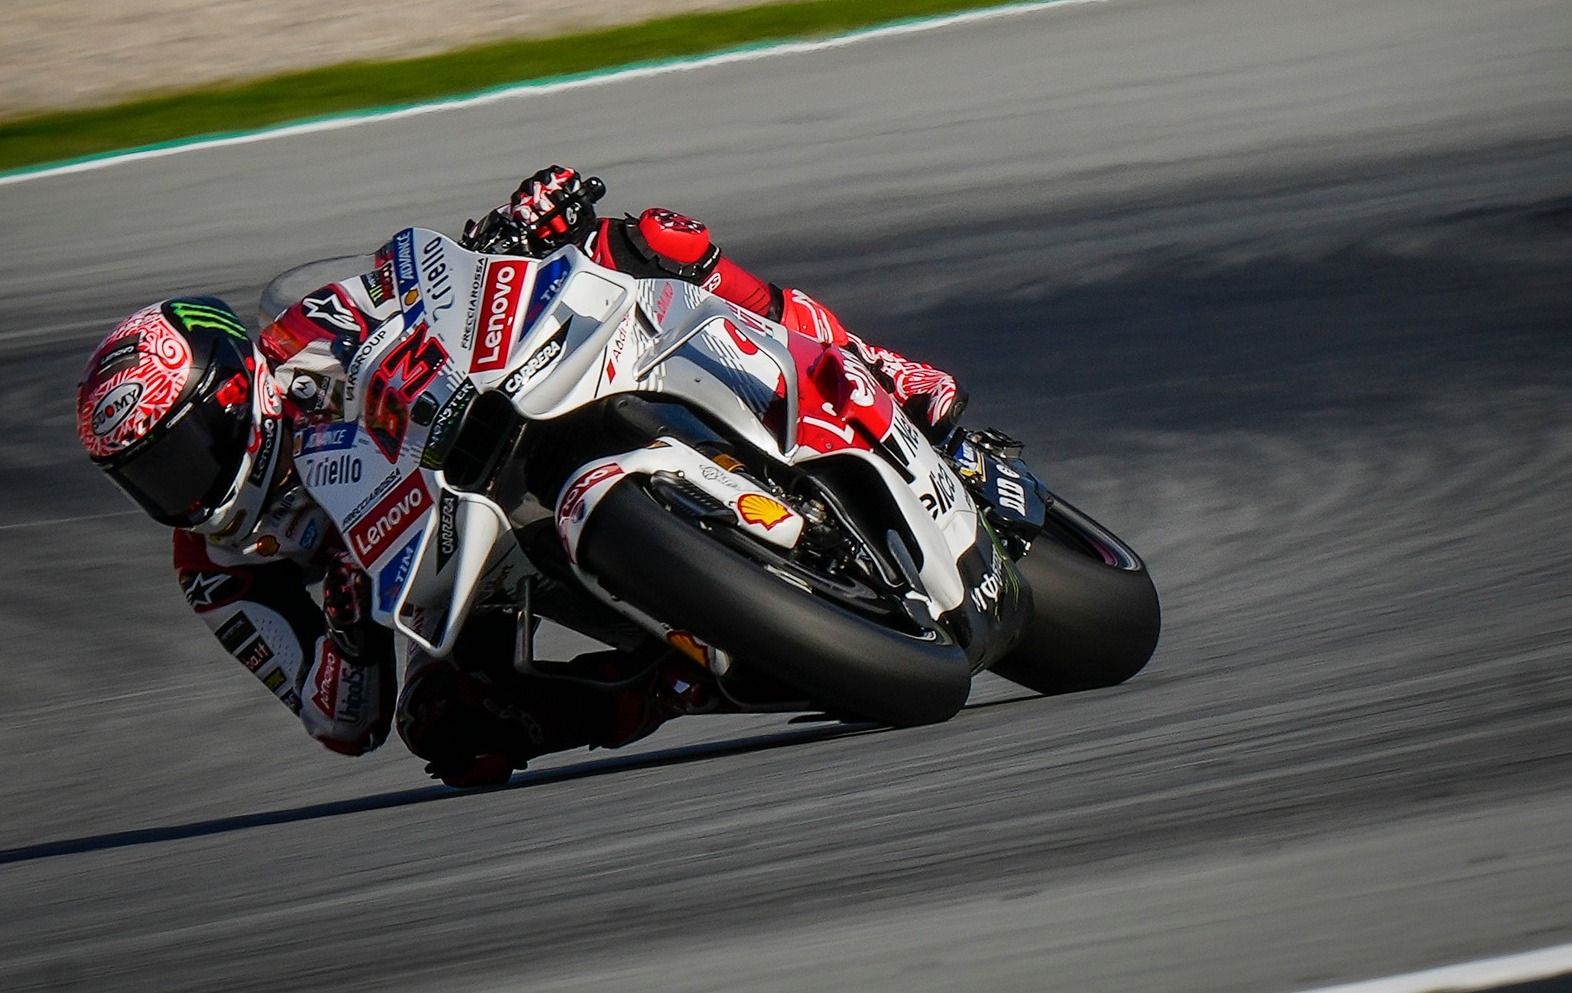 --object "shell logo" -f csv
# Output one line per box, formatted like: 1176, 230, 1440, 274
402, 288, 420, 307
737, 493, 792, 530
